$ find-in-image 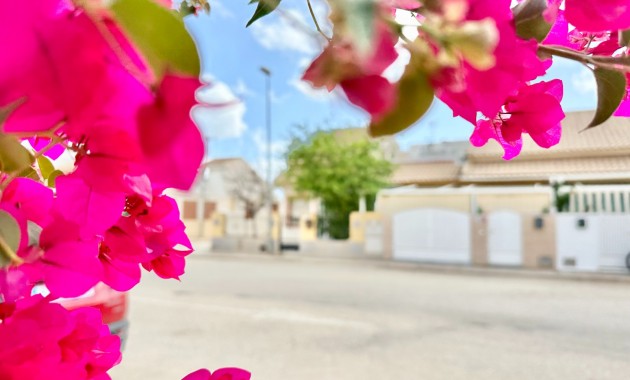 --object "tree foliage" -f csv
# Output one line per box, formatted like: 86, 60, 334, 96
285, 129, 393, 239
